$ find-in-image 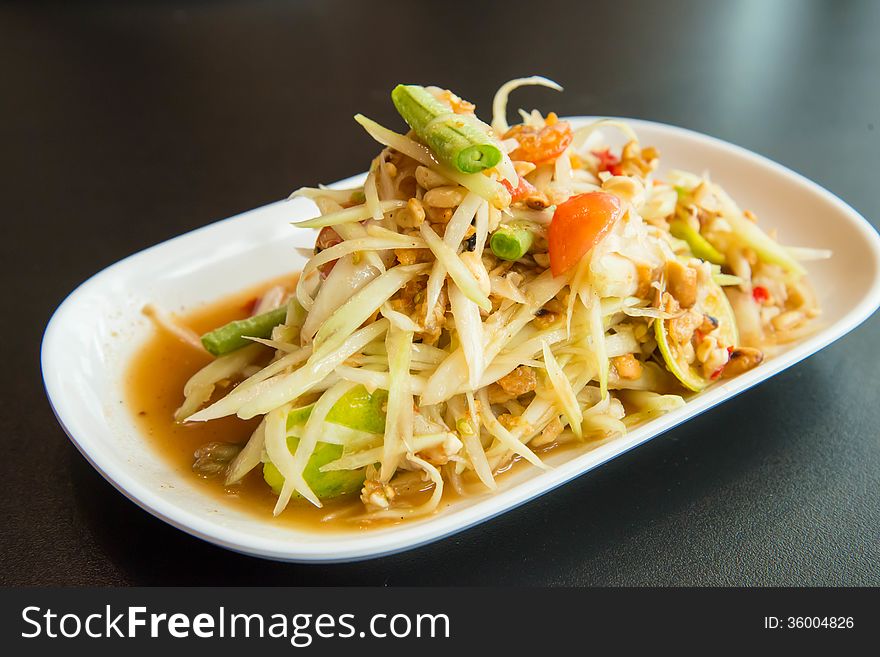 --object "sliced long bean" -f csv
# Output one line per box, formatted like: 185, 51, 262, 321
391, 84, 502, 174
201, 306, 287, 356
490, 226, 534, 261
